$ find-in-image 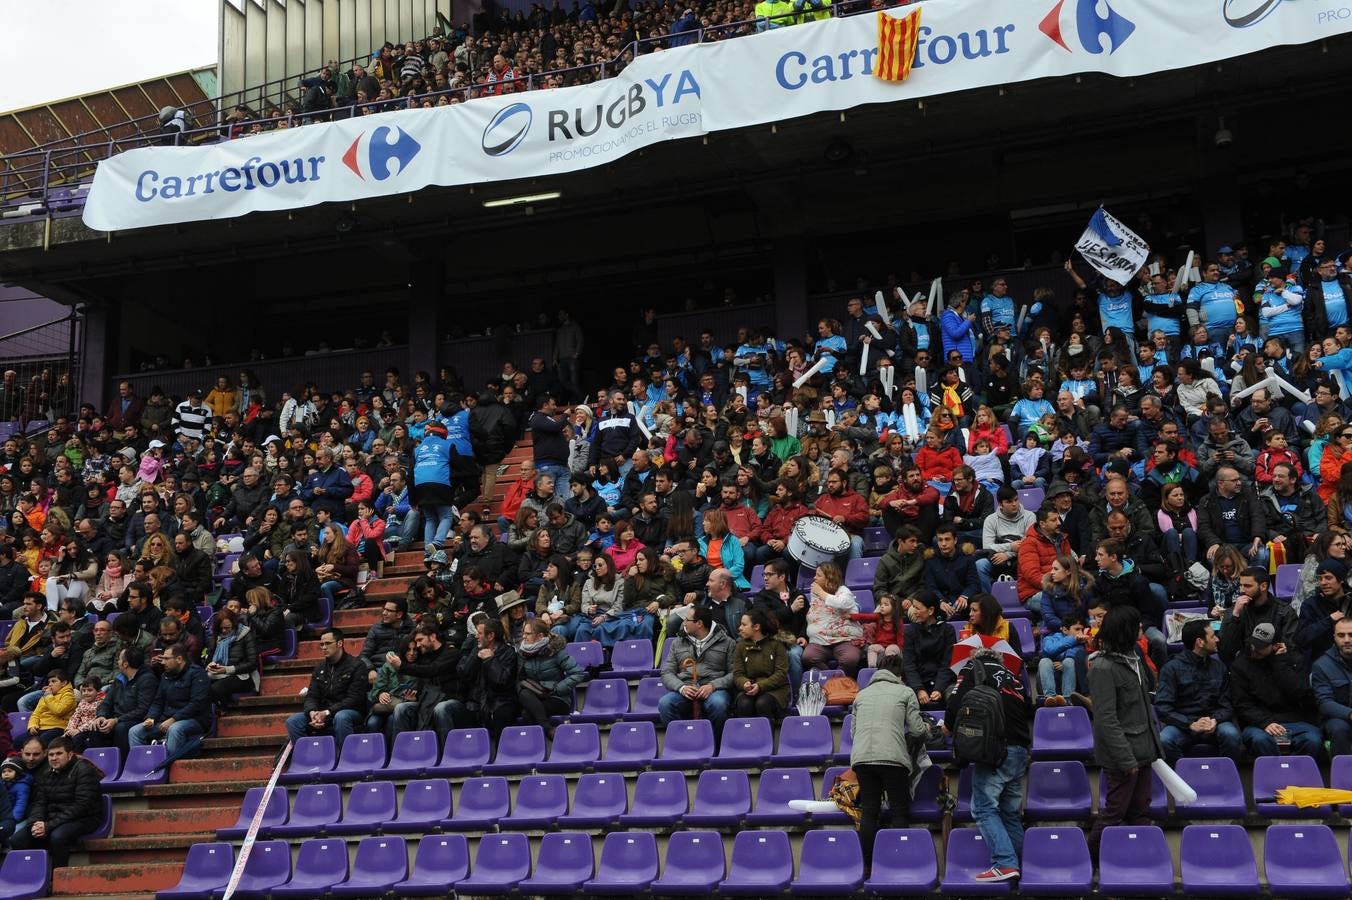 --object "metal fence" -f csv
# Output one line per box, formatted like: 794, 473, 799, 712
0, 309, 82, 427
